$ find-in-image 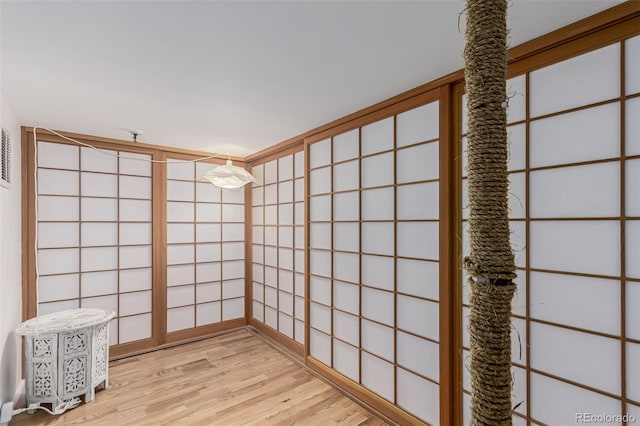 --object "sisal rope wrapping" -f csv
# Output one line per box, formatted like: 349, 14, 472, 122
464, 0, 517, 424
